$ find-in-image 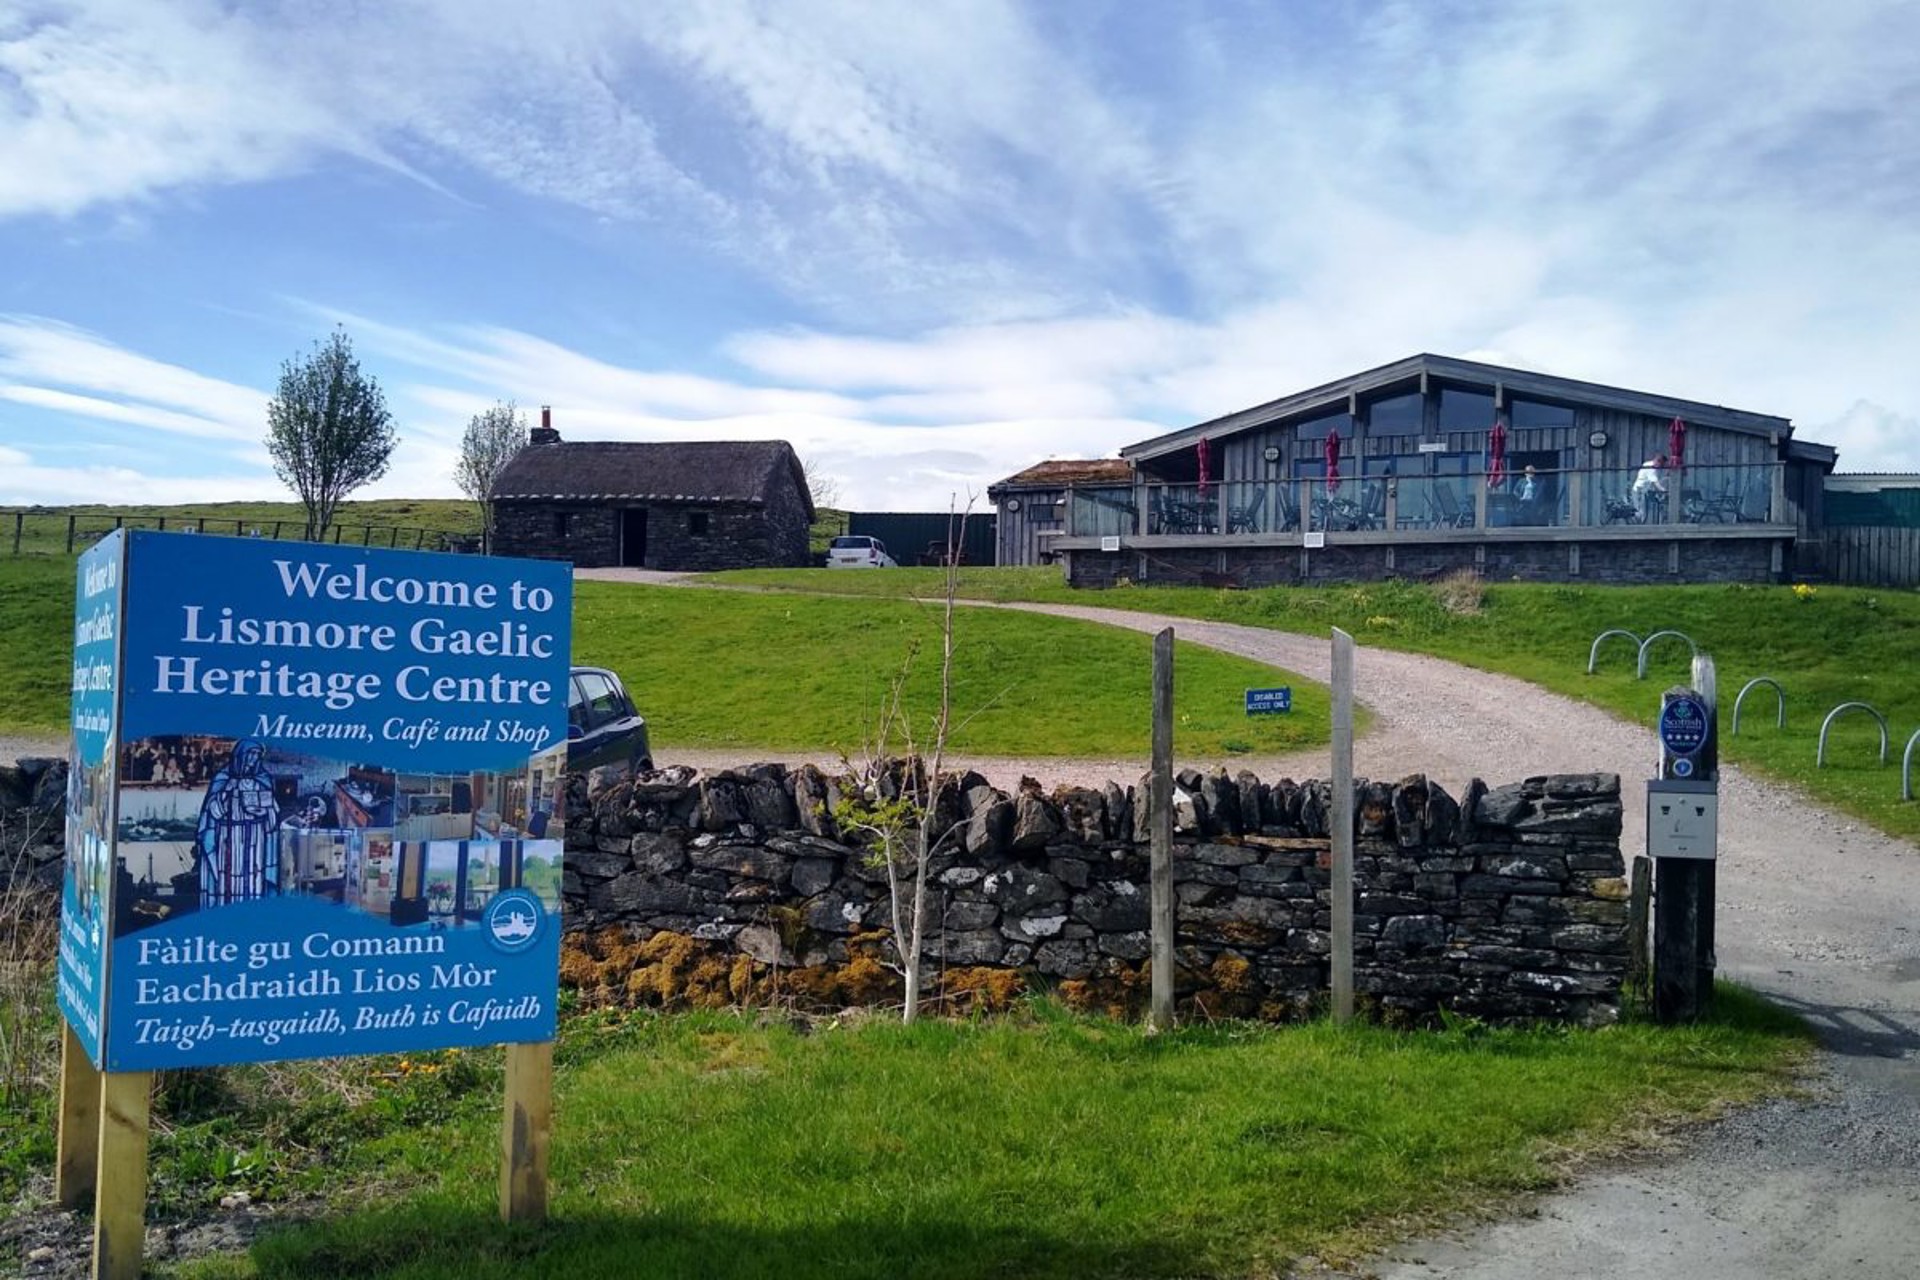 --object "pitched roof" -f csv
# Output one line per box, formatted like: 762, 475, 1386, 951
492, 440, 813, 518
1123, 353, 1797, 462
990, 459, 1134, 489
